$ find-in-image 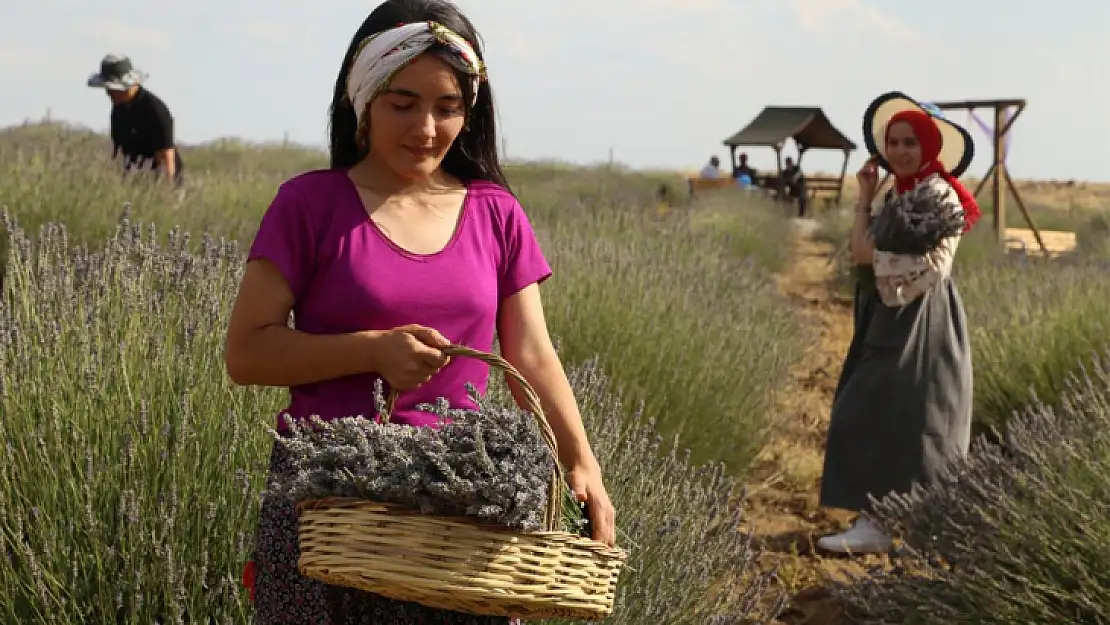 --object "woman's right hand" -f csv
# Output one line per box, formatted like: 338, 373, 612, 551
367, 324, 452, 391
856, 157, 880, 205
